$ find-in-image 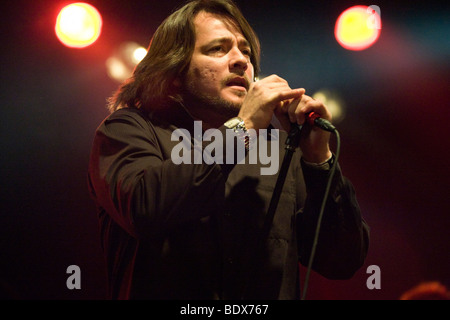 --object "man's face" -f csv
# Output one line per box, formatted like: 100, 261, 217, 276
182, 11, 255, 118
